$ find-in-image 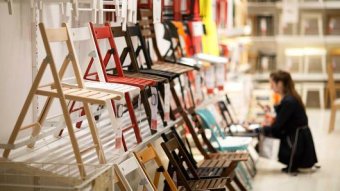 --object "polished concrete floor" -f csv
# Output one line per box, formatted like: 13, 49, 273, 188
252, 109, 340, 191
